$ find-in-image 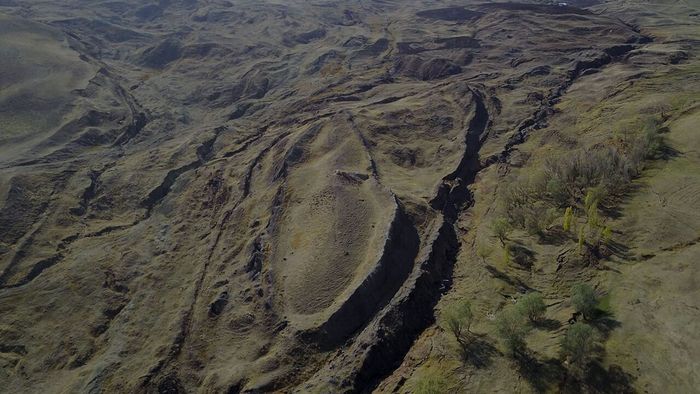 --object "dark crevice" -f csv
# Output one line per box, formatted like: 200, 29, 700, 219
70, 169, 103, 216
485, 38, 653, 167
113, 112, 149, 146
141, 160, 201, 216
354, 219, 459, 392
0, 254, 64, 289
305, 199, 420, 350
330, 87, 490, 393
112, 80, 151, 146
242, 131, 291, 199
348, 114, 380, 178
222, 133, 263, 158
141, 127, 227, 216
430, 87, 490, 222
